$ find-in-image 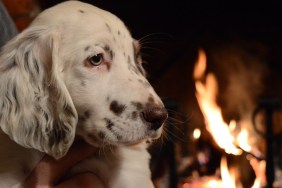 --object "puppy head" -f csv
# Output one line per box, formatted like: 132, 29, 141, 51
0, 1, 167, 158
47, 1, 168, 146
